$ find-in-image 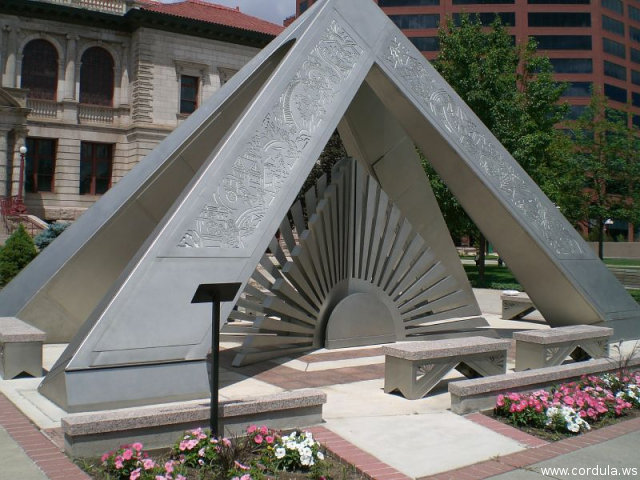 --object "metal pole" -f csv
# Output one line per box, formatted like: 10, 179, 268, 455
210, 301, 220, 436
